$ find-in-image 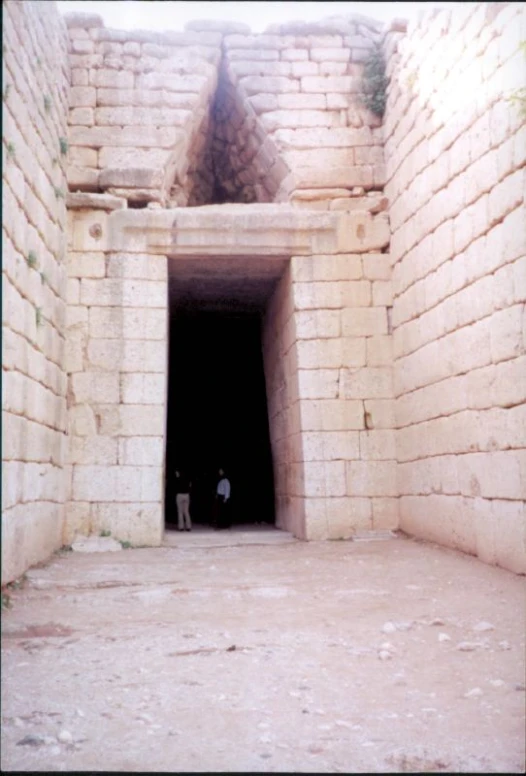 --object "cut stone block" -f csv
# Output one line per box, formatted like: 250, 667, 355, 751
99, 168, 164, 189
67, 193, 127, 211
